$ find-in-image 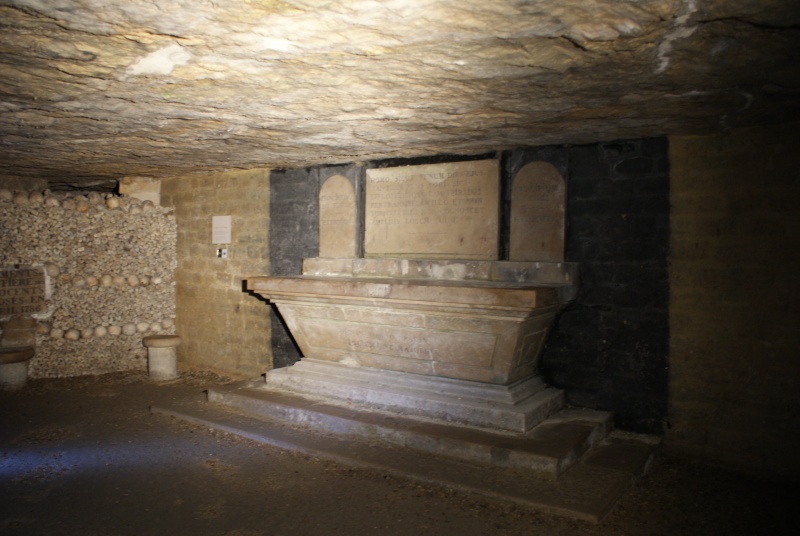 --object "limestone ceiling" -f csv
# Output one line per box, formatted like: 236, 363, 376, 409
1, 0, 799, 183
